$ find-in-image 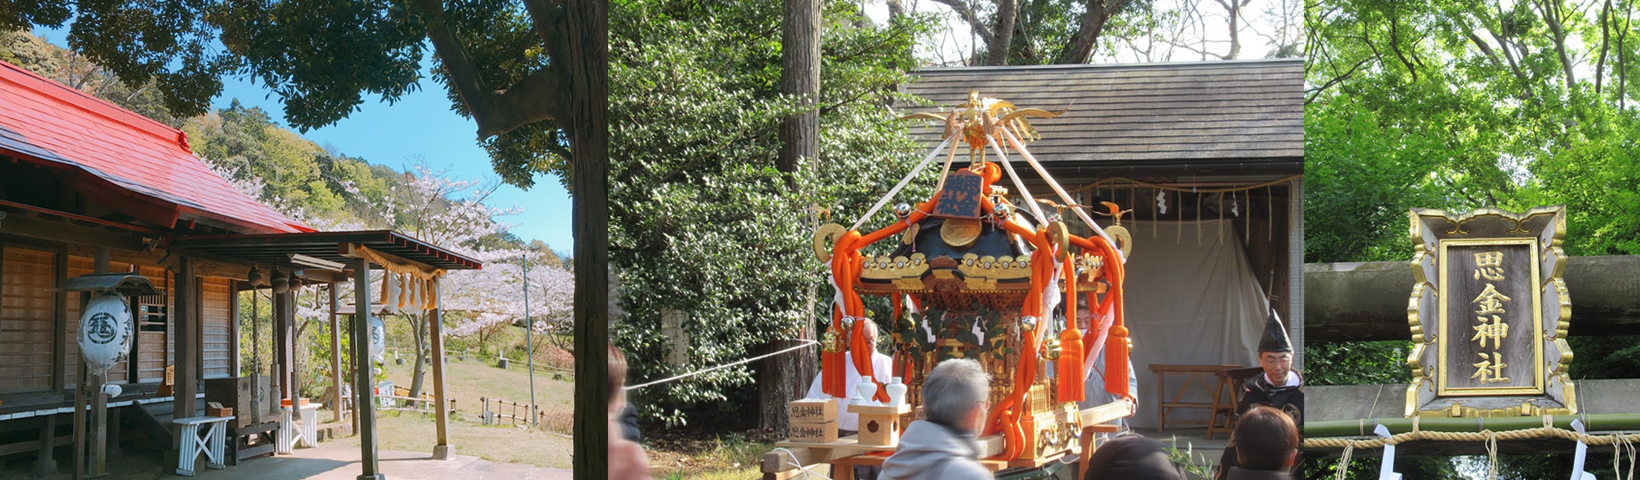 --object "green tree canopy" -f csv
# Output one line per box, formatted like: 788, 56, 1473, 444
608, 0, 937, 426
